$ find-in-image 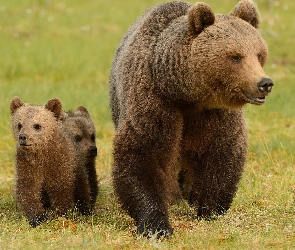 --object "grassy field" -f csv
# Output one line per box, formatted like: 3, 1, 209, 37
0, 0, 294, 249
